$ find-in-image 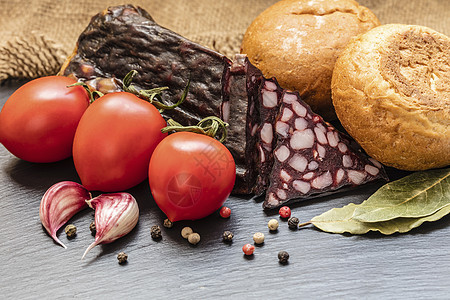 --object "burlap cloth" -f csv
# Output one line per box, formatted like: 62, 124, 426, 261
0, 0, 449, 82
